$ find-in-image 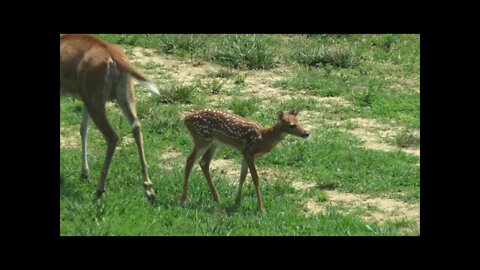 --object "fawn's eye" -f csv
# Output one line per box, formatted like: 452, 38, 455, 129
289, 124, 297, 128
